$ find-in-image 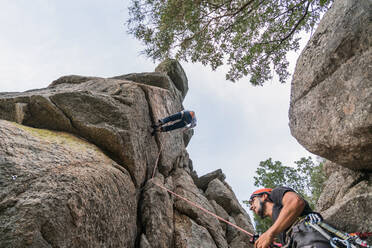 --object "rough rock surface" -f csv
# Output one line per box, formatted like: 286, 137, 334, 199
289, 0, 372, 170
0, 62, 254, 247
195, 169, 226, 191
155, 58, 189, 100
316, 161, 372, 242
0, 120, 137, 247
205, 179, 253, 246
289, 0, 372, 242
